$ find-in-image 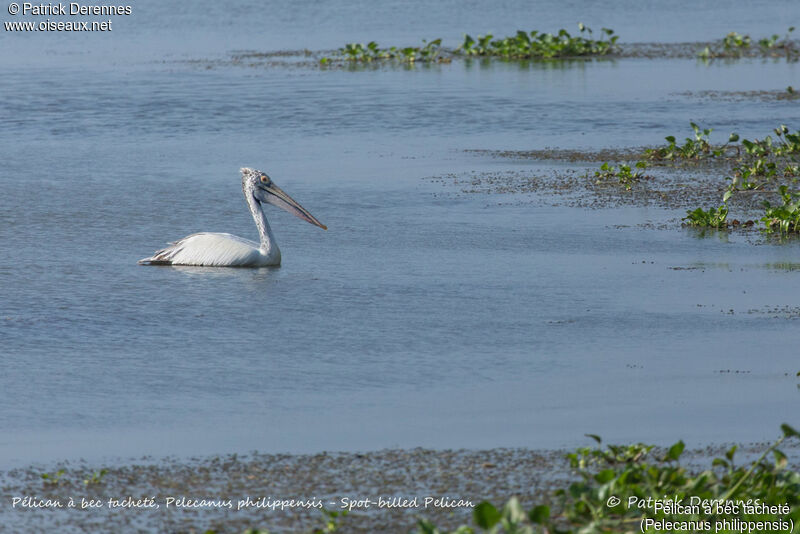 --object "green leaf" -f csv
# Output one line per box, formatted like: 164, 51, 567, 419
781, 423, 800, 438
585, 434, 602, 444
594, 469, 615, 483
729, 133, 739, 143
529, 505, 550, 524
473, 502, 501, 529
666, 440, 685, 460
